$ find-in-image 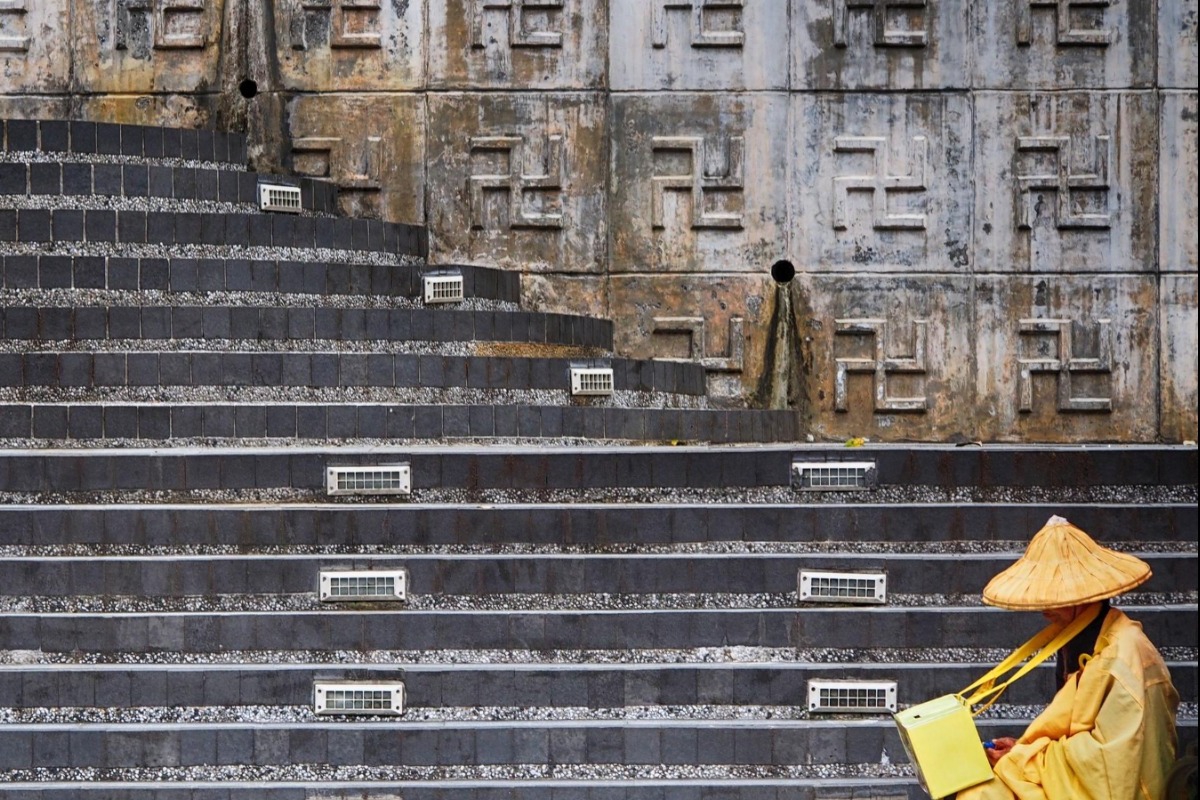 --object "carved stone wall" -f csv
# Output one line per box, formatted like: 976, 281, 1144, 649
1, 0, 1196, 441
